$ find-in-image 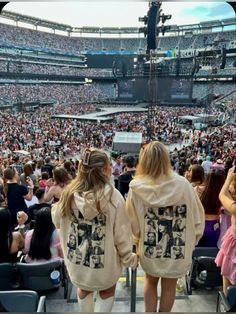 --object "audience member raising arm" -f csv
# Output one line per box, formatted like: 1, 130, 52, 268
0, 209, 28, 263
215, 166, 236, 294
